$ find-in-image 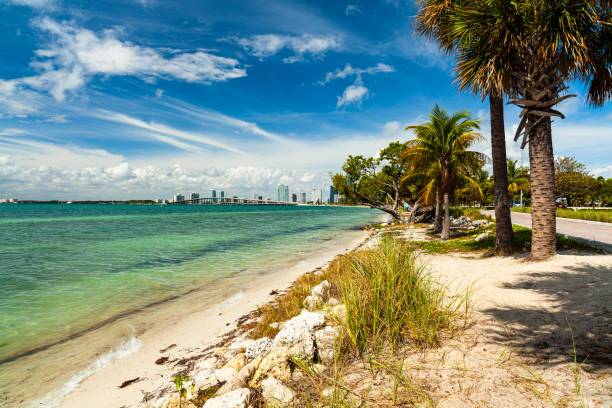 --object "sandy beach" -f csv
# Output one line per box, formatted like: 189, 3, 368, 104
55, 228, 376, 408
